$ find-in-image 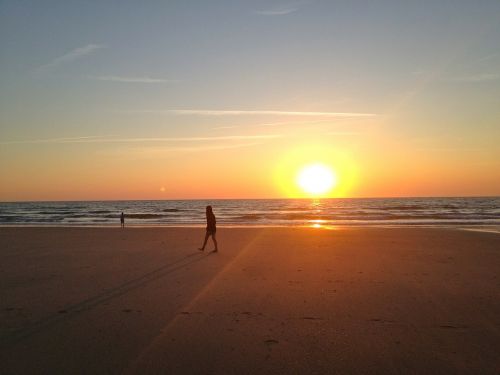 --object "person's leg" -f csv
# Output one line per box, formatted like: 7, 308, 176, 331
199, 232, 209, 251
211, 233, 218, 252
